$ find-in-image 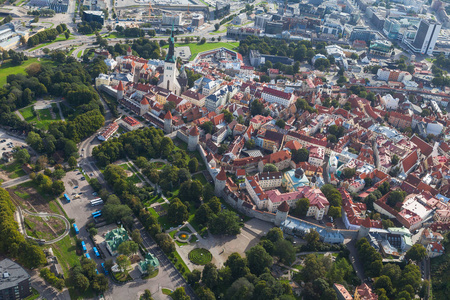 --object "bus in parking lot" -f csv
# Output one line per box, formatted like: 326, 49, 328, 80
81, 241, 87, 252
92, 211, 102, 218
90, 198, 103, 206
64, 194, 70, 202
93, 247, 100, 258
85, 253, 91, 259
101, 263, 109, 275
73, 223, 79, 234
